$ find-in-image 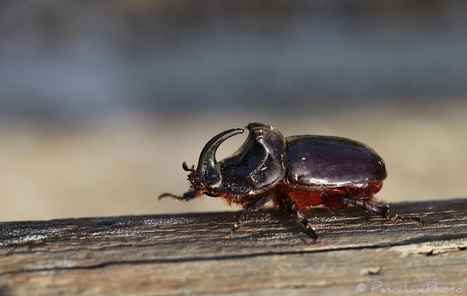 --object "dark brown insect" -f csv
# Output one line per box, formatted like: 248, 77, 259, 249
160, 122, 423, 241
